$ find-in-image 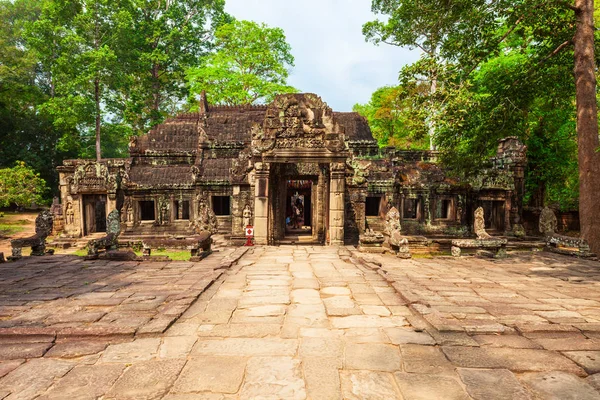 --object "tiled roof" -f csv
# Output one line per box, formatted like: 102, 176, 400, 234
129, 164, 194, 186
200, 158, 233, 182
334, 112, 376, 142
204, 109, 265, 143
